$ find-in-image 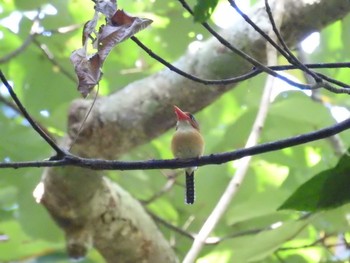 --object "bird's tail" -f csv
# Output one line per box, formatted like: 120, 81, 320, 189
185, 171, 195, 204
